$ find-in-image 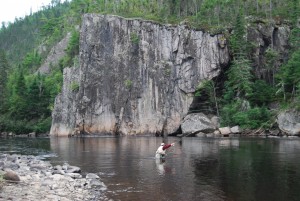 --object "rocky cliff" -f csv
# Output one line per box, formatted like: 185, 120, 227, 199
247, 17, 290, 83
50, 14, 230, 136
